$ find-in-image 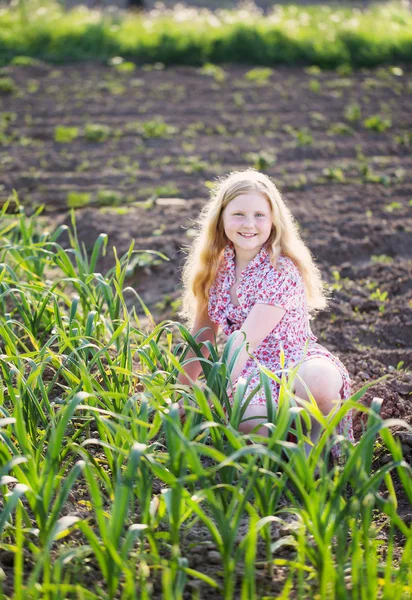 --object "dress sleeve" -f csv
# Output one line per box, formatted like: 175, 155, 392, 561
256, 259, 303, 311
